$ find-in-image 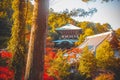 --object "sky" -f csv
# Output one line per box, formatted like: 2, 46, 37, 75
49, 0, 120, 30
